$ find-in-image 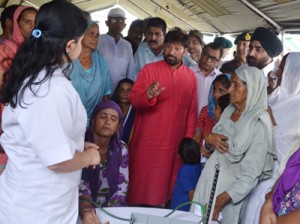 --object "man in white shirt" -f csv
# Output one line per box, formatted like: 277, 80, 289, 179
97, 8, 135, 93
190, 42, 223, 114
